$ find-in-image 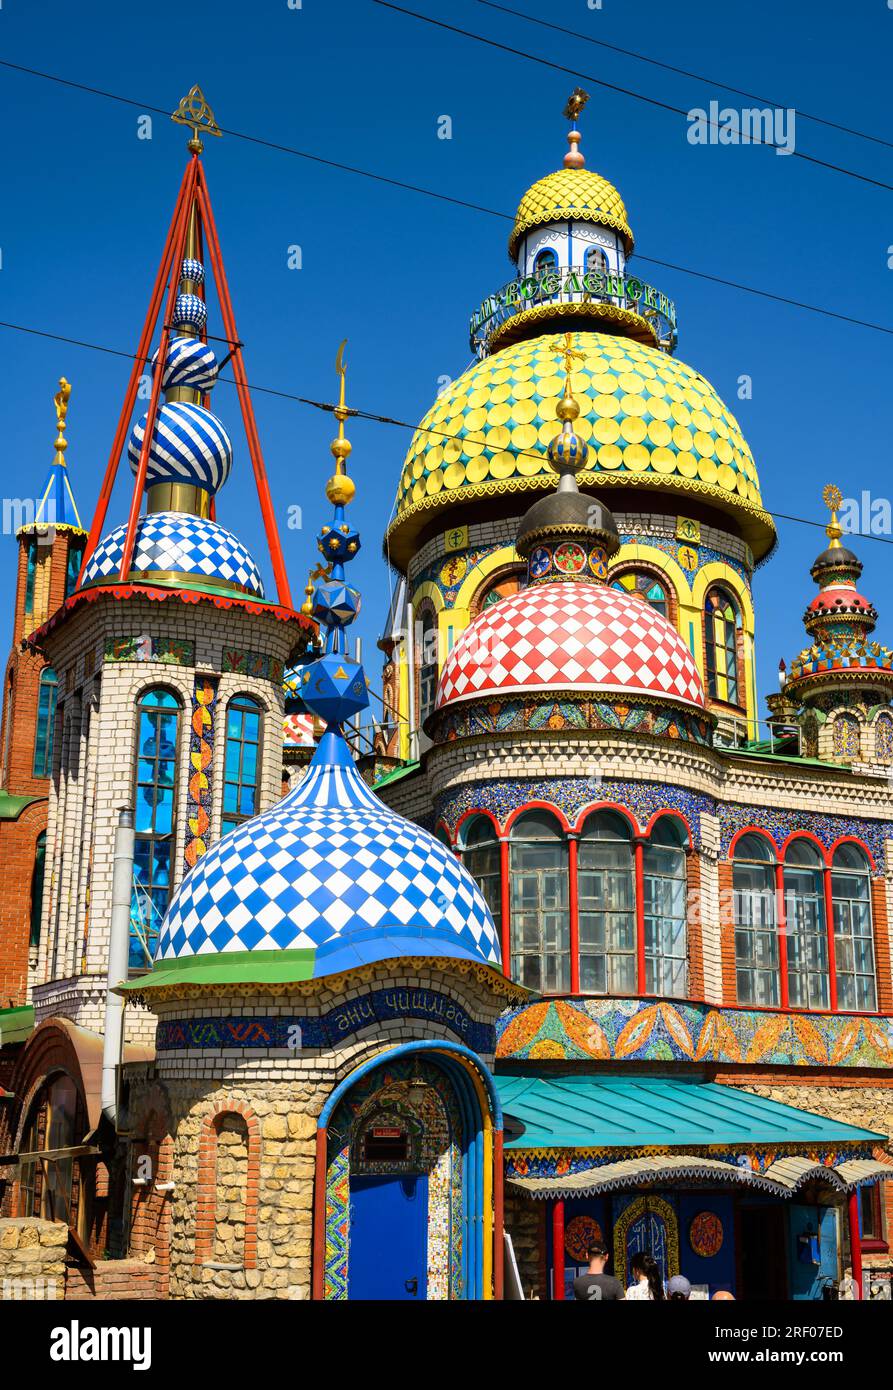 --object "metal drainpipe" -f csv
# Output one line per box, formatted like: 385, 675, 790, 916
101, 807, 135, 1126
